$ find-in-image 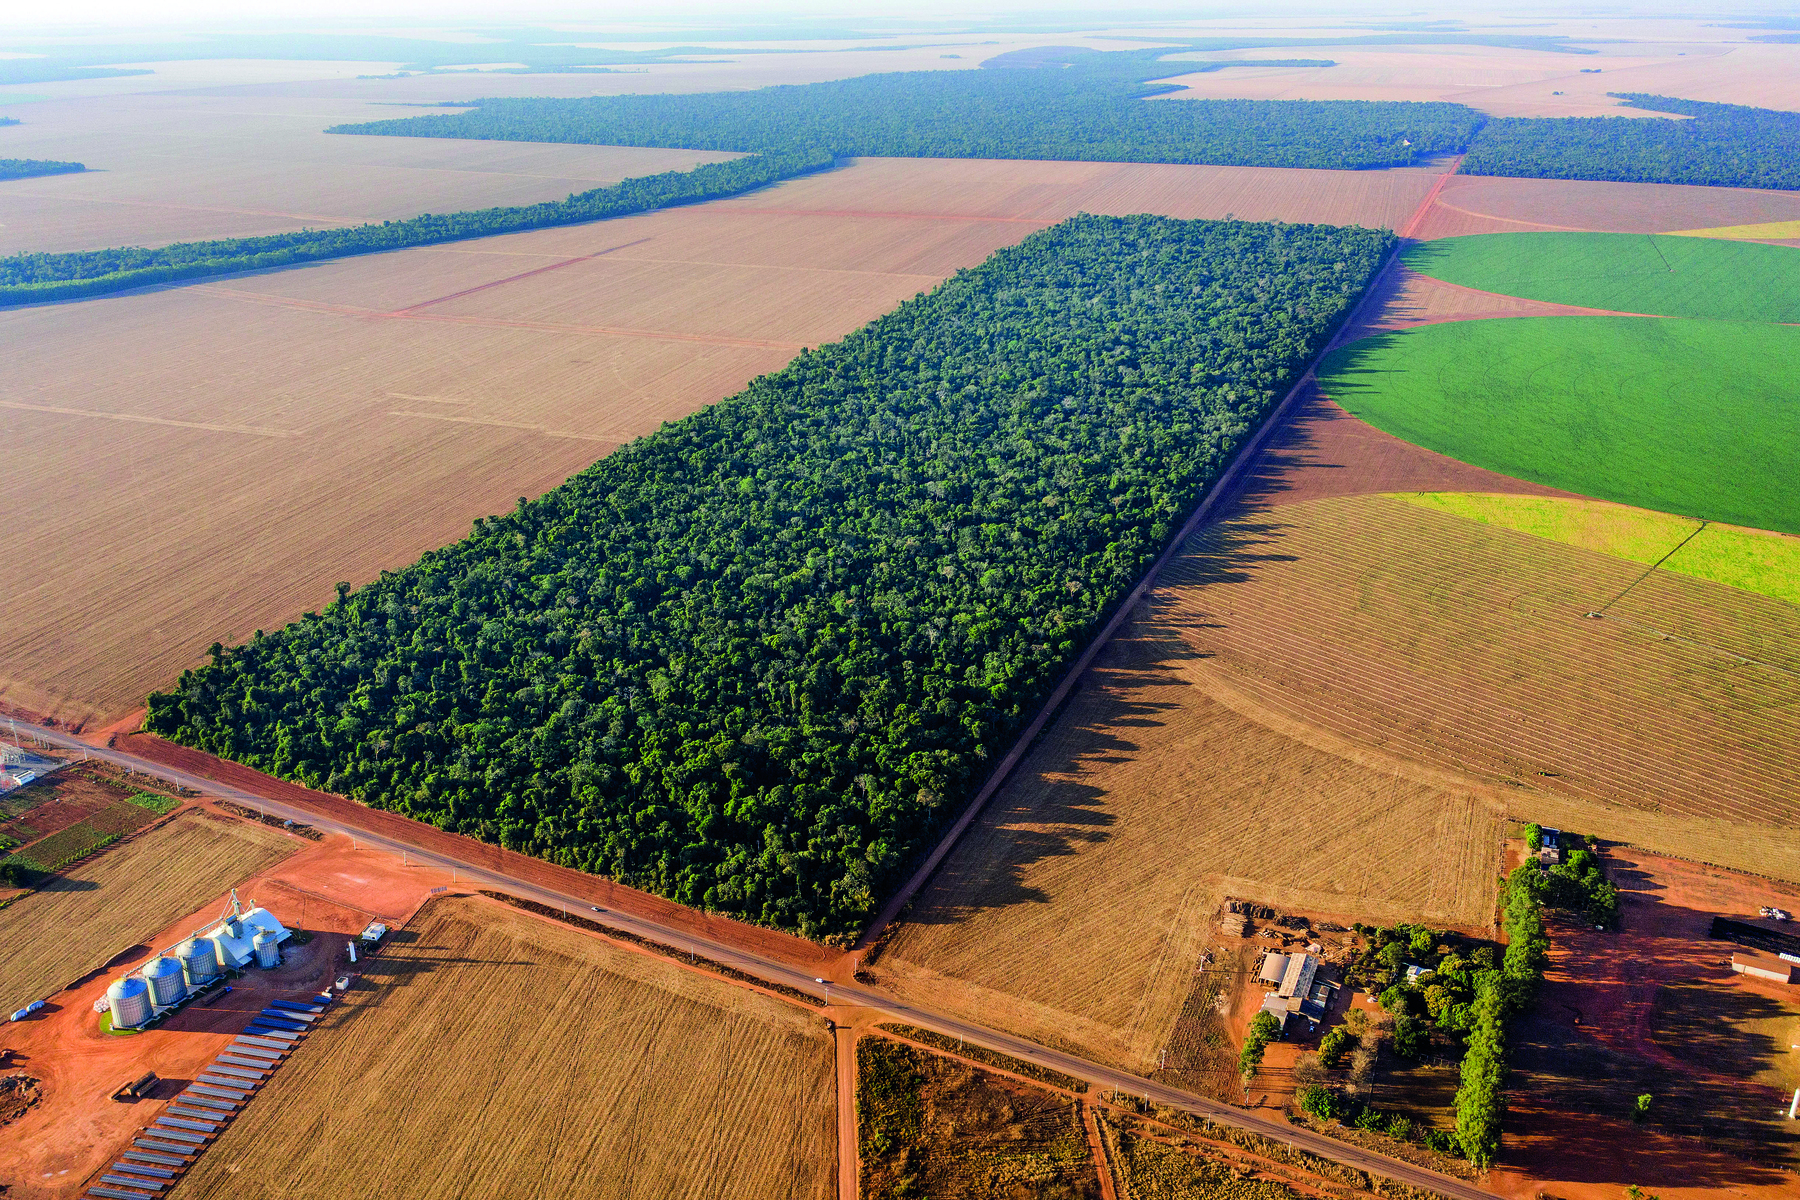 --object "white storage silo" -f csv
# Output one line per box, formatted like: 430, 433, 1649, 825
143, 955, 187, 1008
252, 930, 280, 969
107, 976, 153, 1029
177, 936, 219, 987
